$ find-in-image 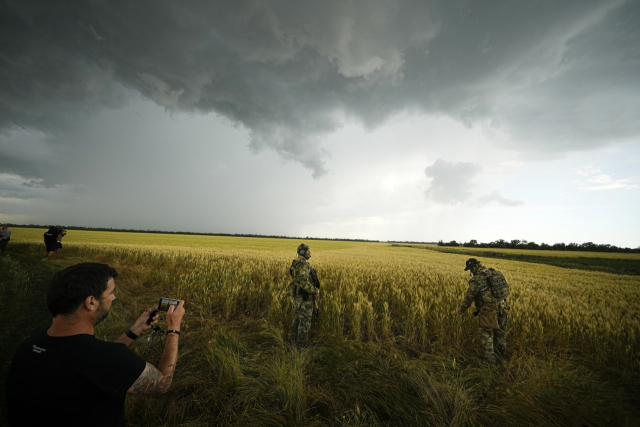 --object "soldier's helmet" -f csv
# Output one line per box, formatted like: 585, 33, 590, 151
464, 258, 480, 271
297, 244, 310, 256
